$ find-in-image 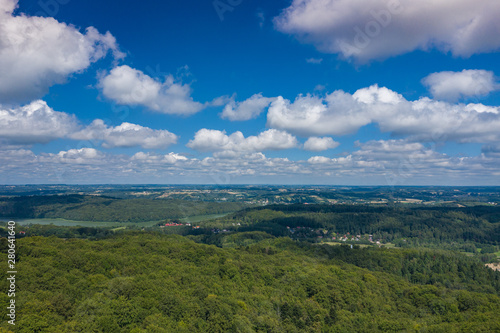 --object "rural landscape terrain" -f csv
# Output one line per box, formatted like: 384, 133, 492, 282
1, 185, 499, 332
